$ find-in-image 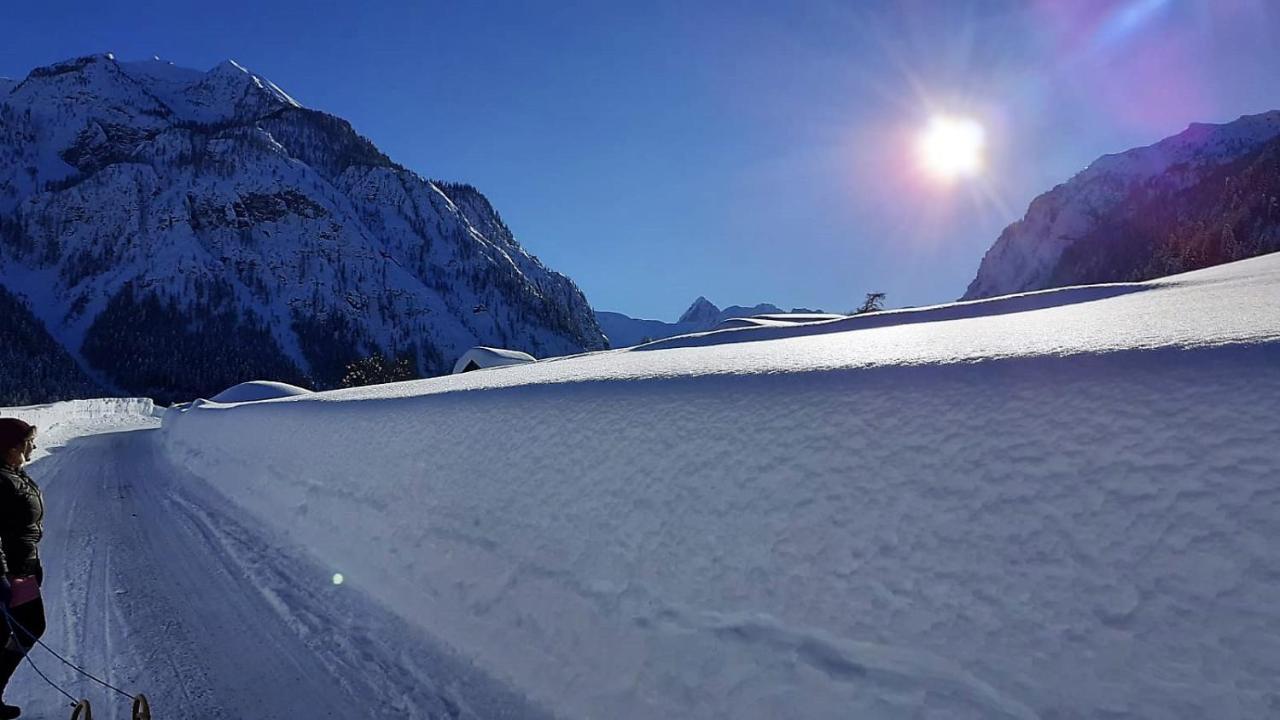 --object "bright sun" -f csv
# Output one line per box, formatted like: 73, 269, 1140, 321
917, 115, 985, 182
